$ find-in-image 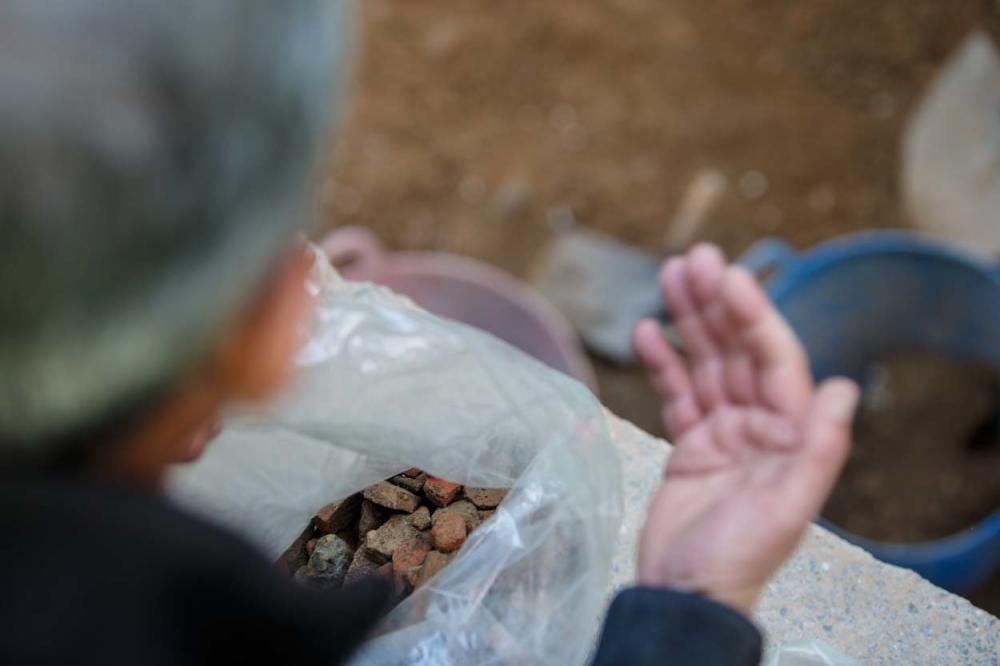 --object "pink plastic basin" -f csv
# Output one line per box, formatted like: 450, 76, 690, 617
320, 226, 598, 394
